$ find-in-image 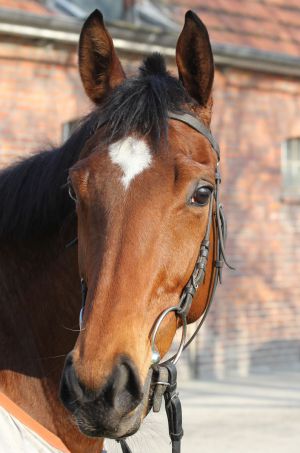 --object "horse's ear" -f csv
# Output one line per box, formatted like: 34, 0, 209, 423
79, 10, 125, 104
176, 11, 214, 107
